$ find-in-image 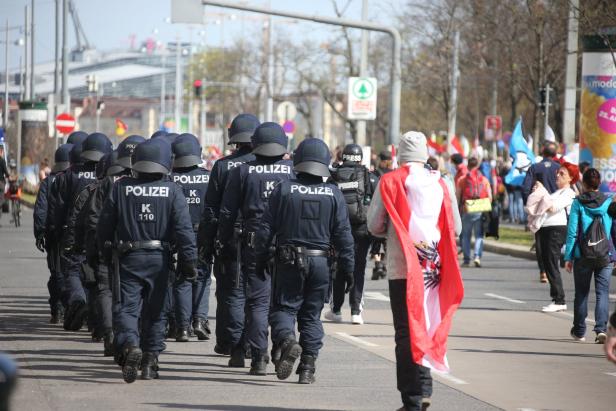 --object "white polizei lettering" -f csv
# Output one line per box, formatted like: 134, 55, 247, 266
172, 174, 209, 184
78, 171, 96, 179
265, 181, 275, 191
337, 181, 359, 190
227, 161, 243, 170
189, 189, 197, 197
290, 185, 334, 196
125, 185, 170, 197
141, 203, 151, 213
248, 164, 291, 174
